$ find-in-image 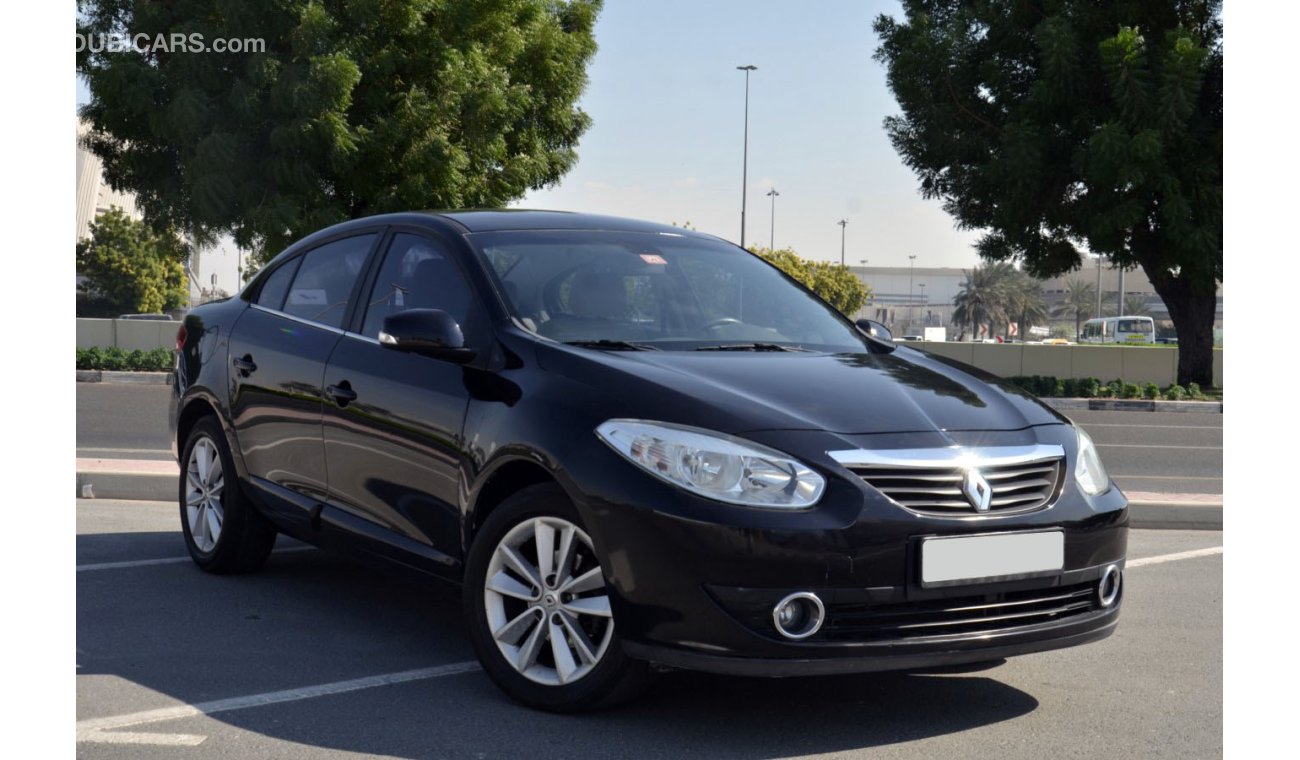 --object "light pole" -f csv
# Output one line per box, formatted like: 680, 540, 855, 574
837, 219, 848, 266
737, 64, 757, 247
766, 188, 779, 250
1095, 253, 1103, 318
918, 283, 926, 327
908, 254, 917, 333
